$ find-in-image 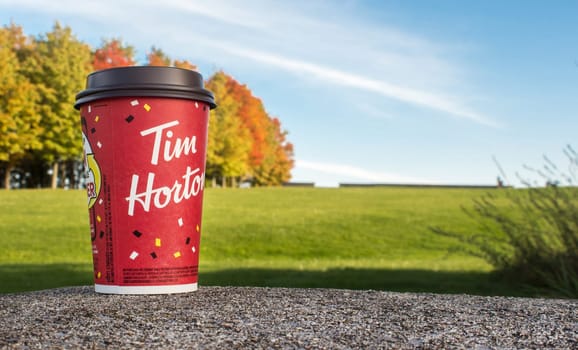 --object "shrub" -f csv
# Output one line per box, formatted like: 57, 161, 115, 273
431, 146, 578, 298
